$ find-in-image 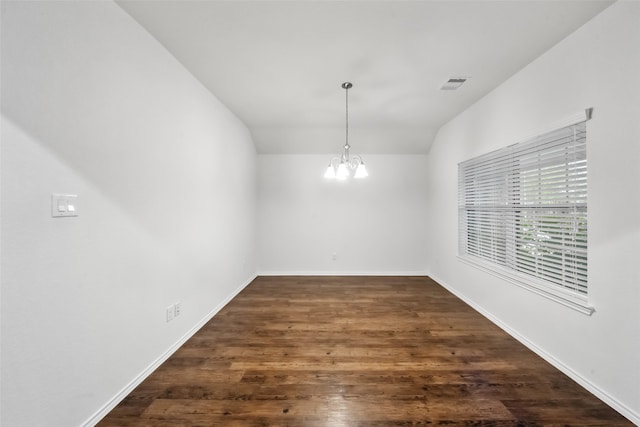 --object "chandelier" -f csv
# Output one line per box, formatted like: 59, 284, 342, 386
324, 82, 368, 180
